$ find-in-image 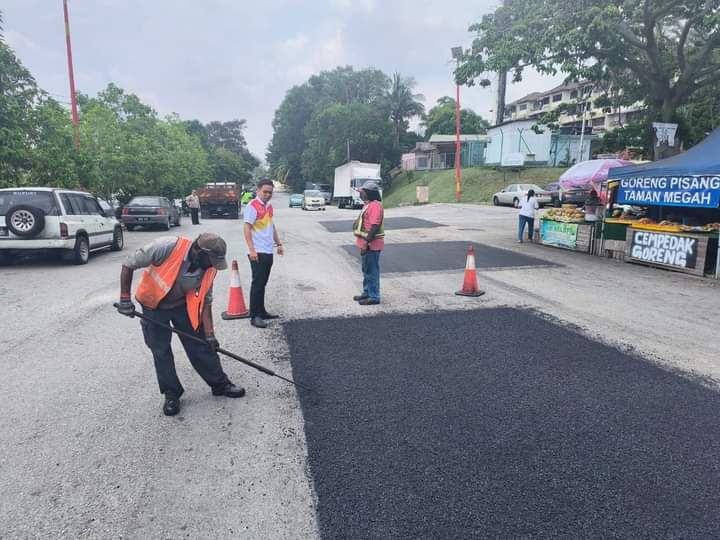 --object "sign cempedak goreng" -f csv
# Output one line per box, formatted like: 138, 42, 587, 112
617, 176, 720, 208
